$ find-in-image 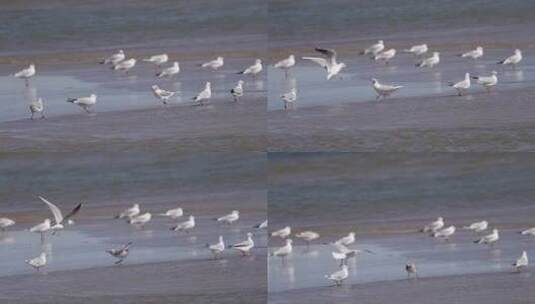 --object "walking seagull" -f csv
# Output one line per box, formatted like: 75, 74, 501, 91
192, 82, 211, 105
25, 252, 47, 272
106, 241, 132, 265
271, 239, 293, 262
372, 78, 403, 100
421, 217, 444, 233
171, 215, 195, 232
281, 88, 297, 110
416, 52, 440, 68
361, 40, 385, 57
156, 62, 180, 78
498, 49, 522, 69
128, 212, 151, 228
112, 58, 136, 74
302, 48, 346, 80
151, 85, 176, 105
238, 59, 263, 78
13, 64, 36, 86
254, 220, 268, 229
67, 94, 97, 113
230, 80, 244, 102
101, 50, 125, 65
335, 232, 356, 246
513, 251, 529, 272
29, 219, 51, 242
472, 71, 498, 92
29, 97, 45, 120
449, 73, 471, 96
374, 49, 396, 64
274, 55, 296, 77
115, 204, 140, 220
38, 196, 82, 234
432, 225, 456, 241
229, 232, 255, 256
207, 236, 225, 259
474, 228, 499, 246
325, 265, 349, 286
